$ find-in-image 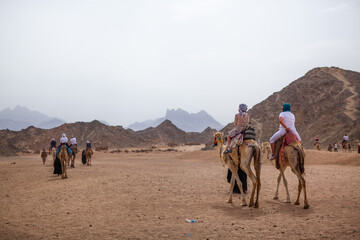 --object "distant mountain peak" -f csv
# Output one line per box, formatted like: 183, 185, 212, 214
128, 108, 223, 132
0, 106, 66, 130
